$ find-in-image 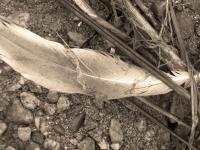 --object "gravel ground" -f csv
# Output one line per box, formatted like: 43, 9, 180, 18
0, 0, 200, 150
